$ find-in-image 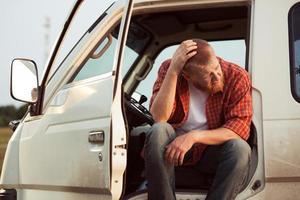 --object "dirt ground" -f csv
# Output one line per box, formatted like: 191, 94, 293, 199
0, 127, 13, 176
